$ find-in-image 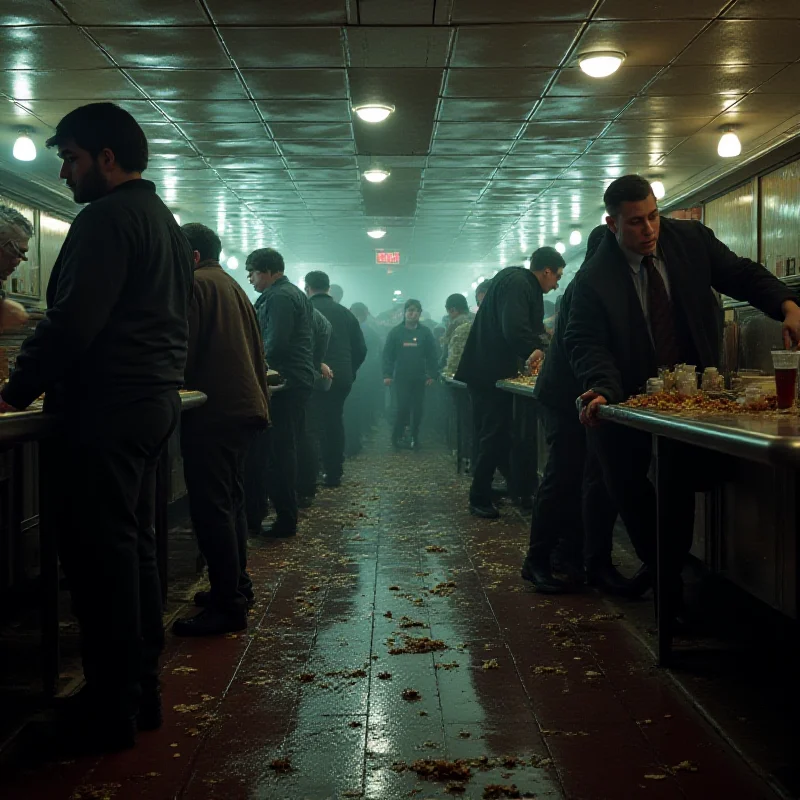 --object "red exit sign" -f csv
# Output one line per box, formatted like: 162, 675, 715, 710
376, 251, 401, 264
